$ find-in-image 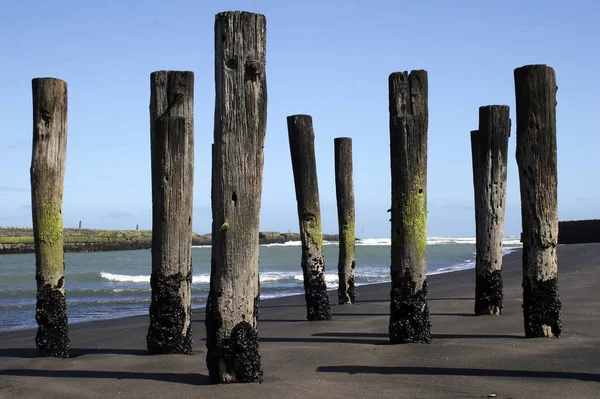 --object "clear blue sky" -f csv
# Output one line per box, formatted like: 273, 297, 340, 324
1, 0, 599, 238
